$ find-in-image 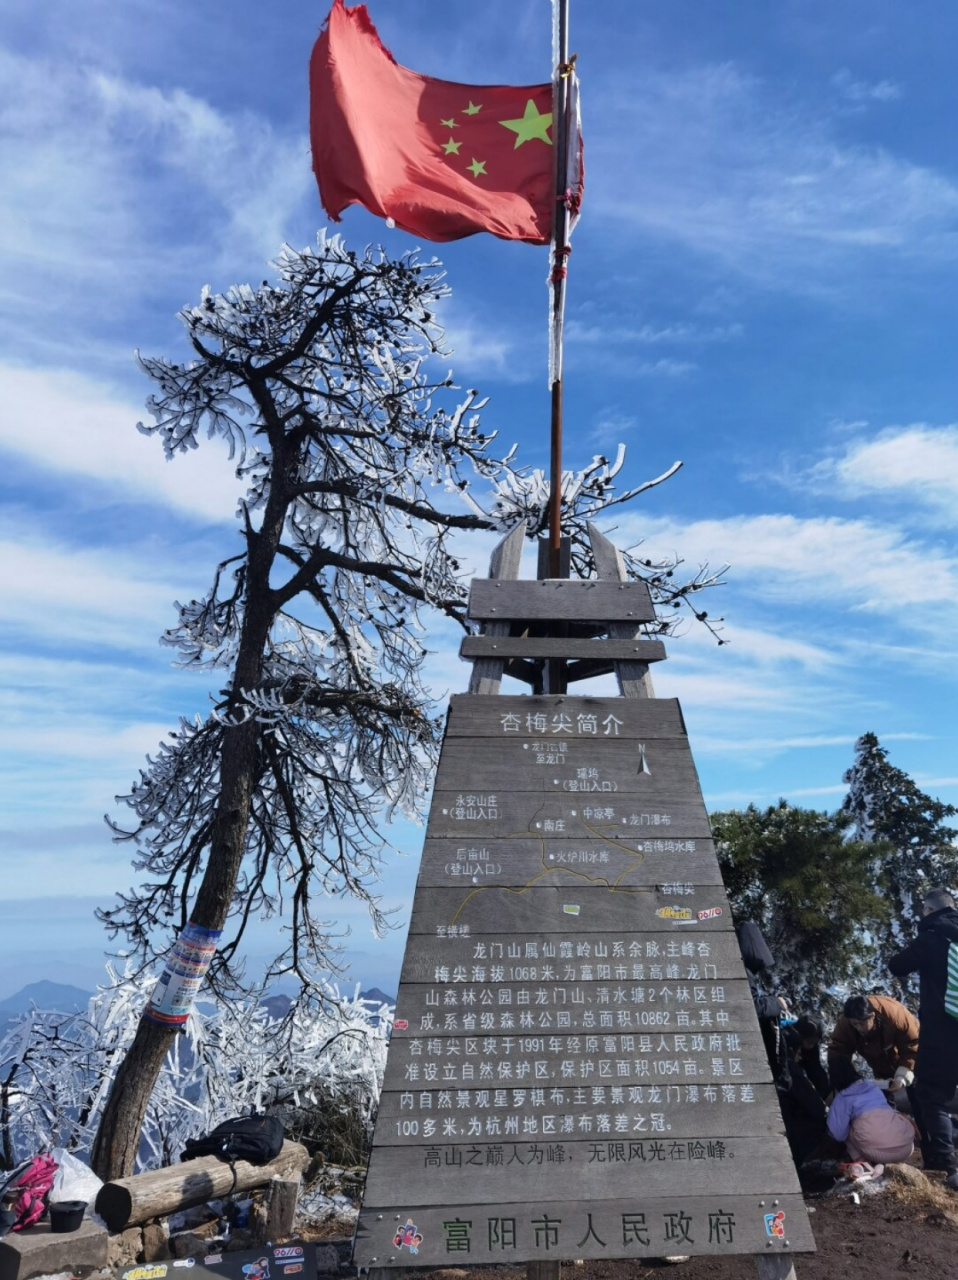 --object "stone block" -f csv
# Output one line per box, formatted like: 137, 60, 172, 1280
141, 1219, 170, 1262
170, 1230, 218, 1259
106, 1226, 143, 1268
224, 1228, 257, 1252
0, 1218, 108, 1280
